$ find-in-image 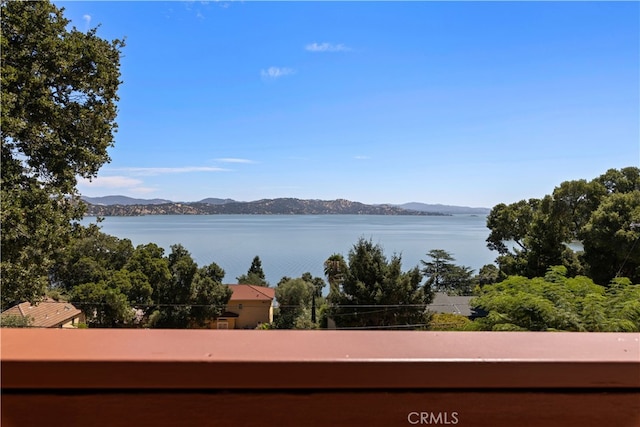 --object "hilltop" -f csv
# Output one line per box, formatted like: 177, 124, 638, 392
81, 196, 458, 216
